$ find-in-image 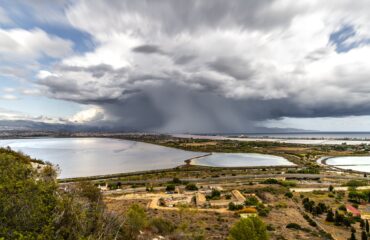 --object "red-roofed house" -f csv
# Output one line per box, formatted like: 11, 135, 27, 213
346, 204, 361, 217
